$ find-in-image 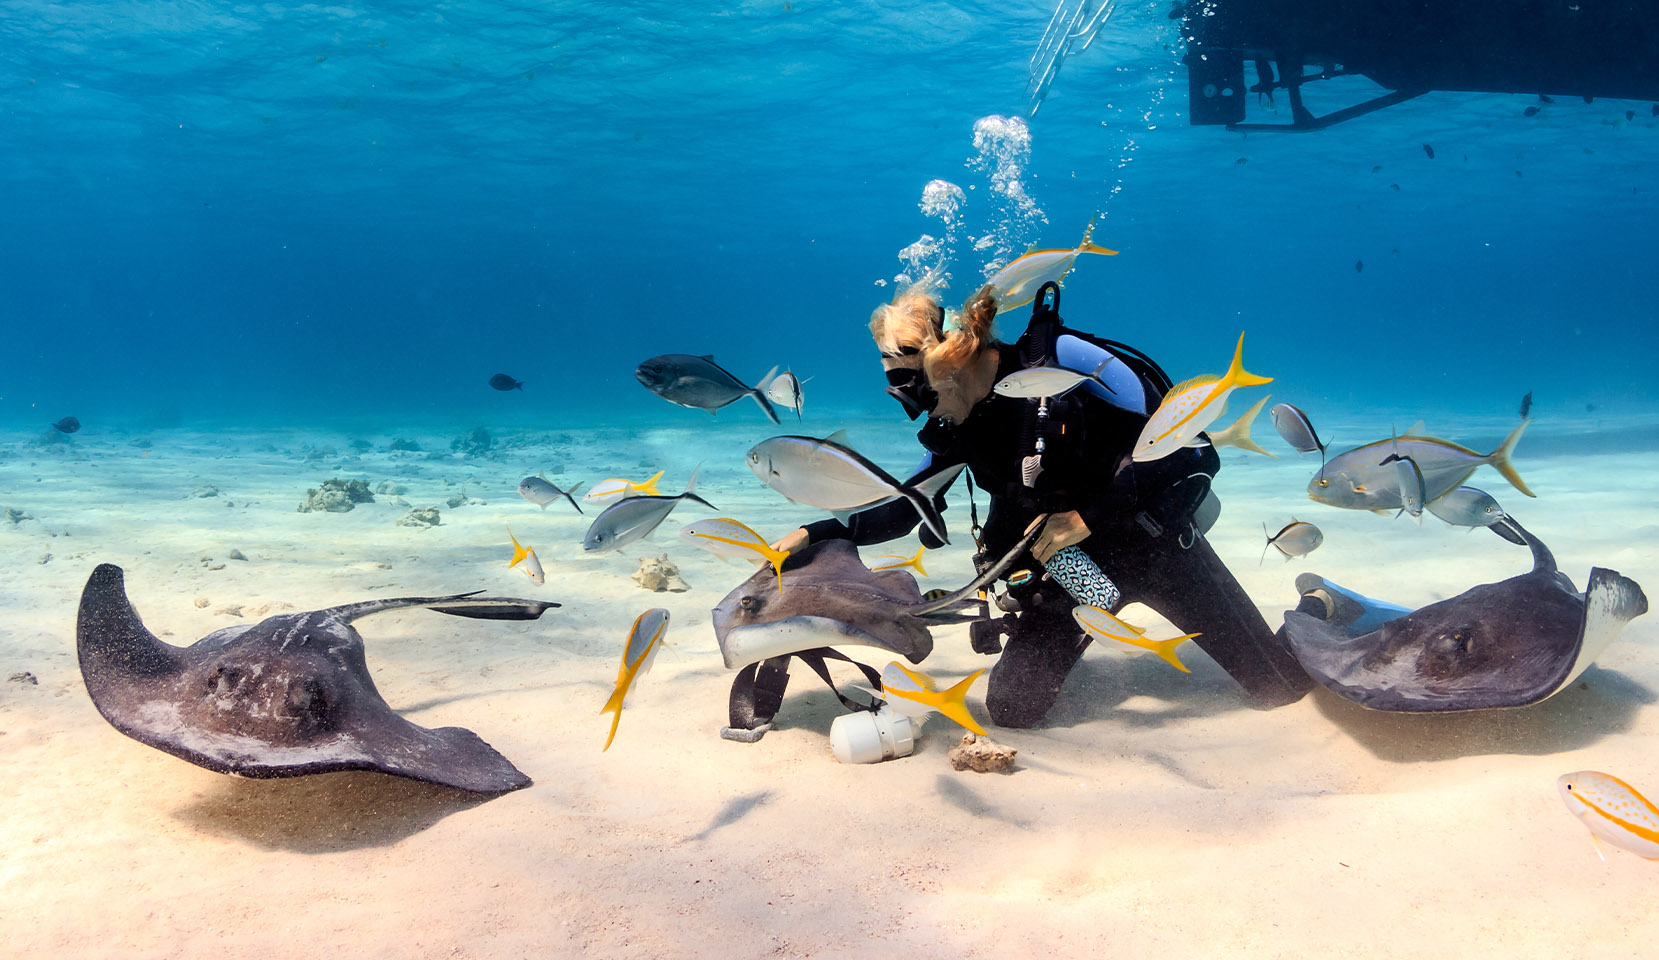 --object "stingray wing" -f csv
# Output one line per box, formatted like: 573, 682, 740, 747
1283, 571, 1604, 712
